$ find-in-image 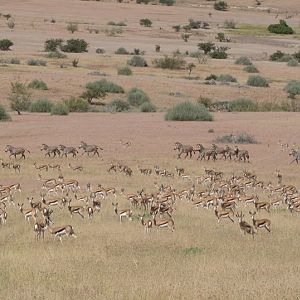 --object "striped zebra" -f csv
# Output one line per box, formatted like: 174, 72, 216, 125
5, 145, 30, 159
174, 142, 194, 159
289, 149, 300, 164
